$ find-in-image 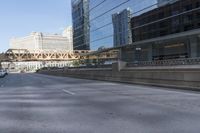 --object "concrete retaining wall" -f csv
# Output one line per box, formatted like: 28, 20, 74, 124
38, 63, 200, 90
